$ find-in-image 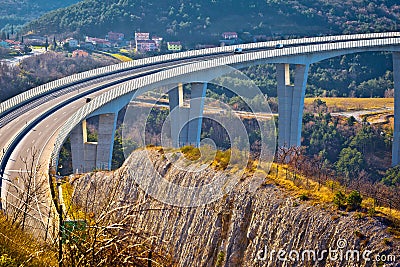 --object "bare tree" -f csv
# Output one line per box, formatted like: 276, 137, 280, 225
58, 169, 173, 266
5, 147, 52, 237
288, 146, 305, 182
276, 145, 294, 179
